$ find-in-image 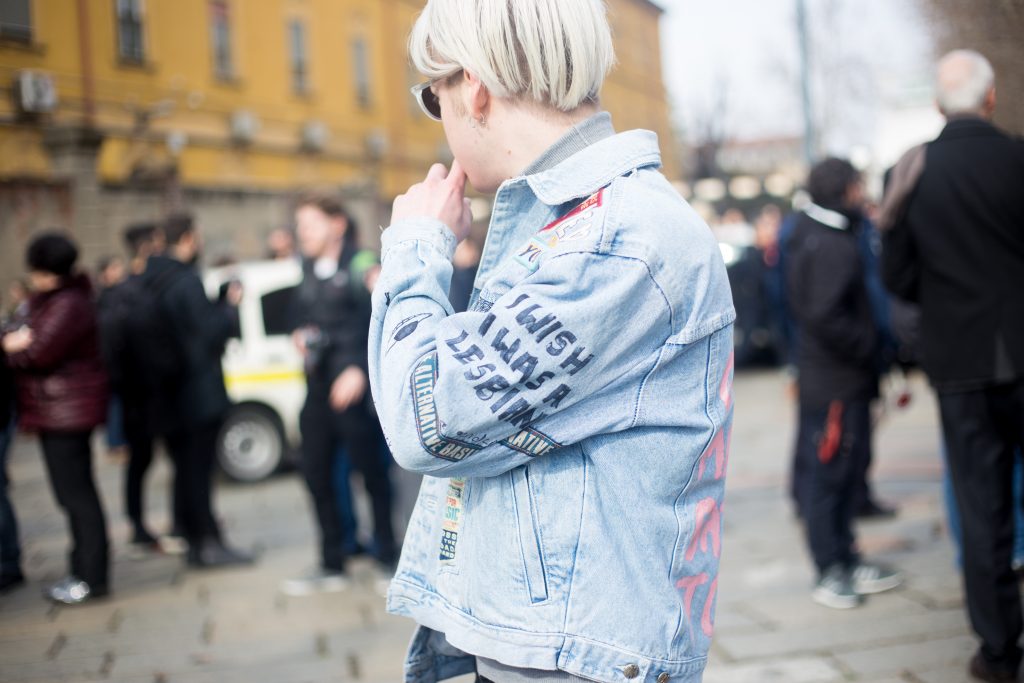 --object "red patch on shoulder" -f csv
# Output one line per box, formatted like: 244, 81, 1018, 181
539, 189, 604, 234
